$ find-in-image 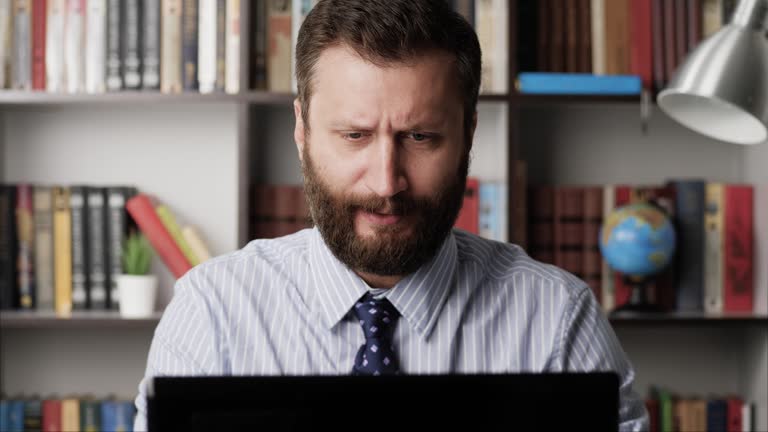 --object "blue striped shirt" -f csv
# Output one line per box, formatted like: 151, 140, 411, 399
134, 228, 648, 431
